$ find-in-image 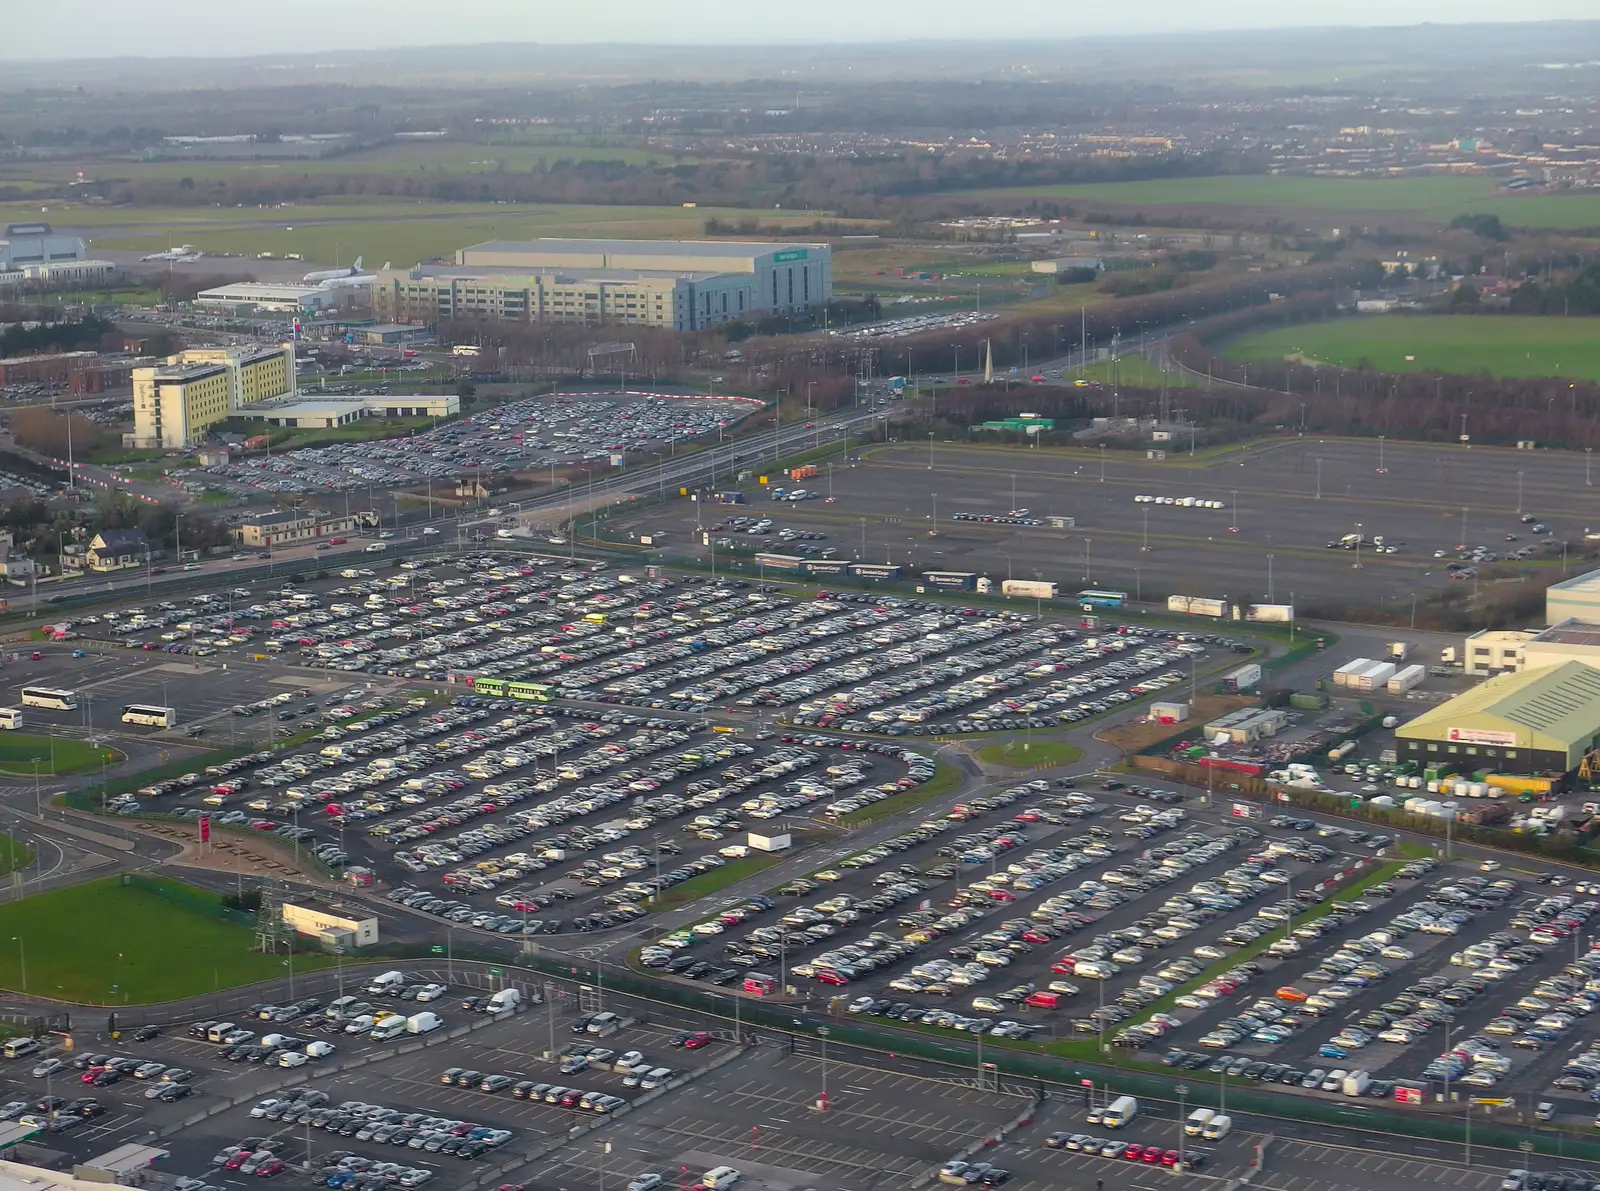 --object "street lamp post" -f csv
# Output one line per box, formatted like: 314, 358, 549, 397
1176, 1084, 1188, 1170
